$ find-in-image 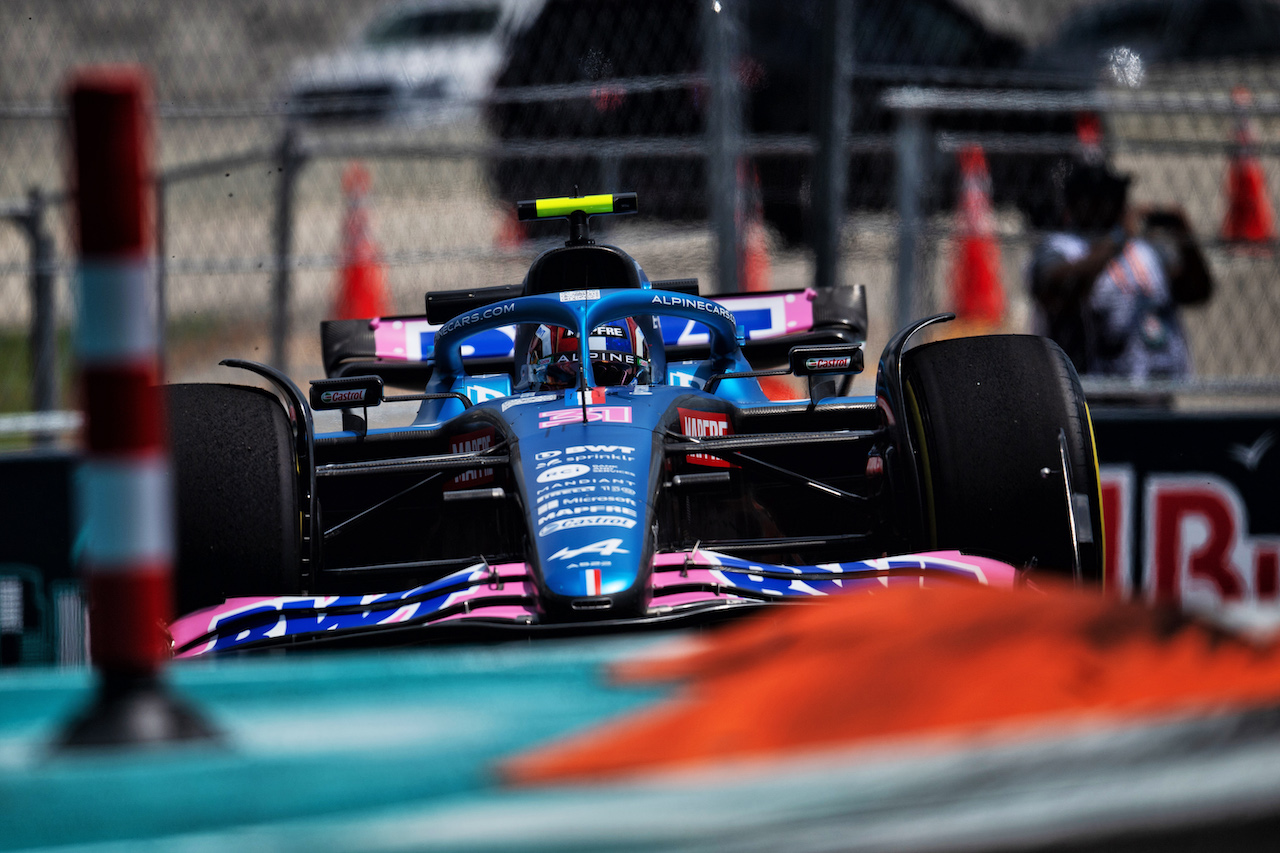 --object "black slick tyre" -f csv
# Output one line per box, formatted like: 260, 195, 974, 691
901, 335, 1103, 582
167, 383, 301, 615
